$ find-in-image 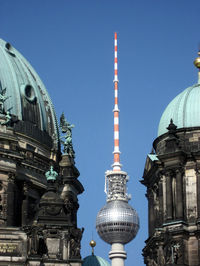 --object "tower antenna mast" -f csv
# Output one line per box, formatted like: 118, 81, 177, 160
113, 32, 121, 171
